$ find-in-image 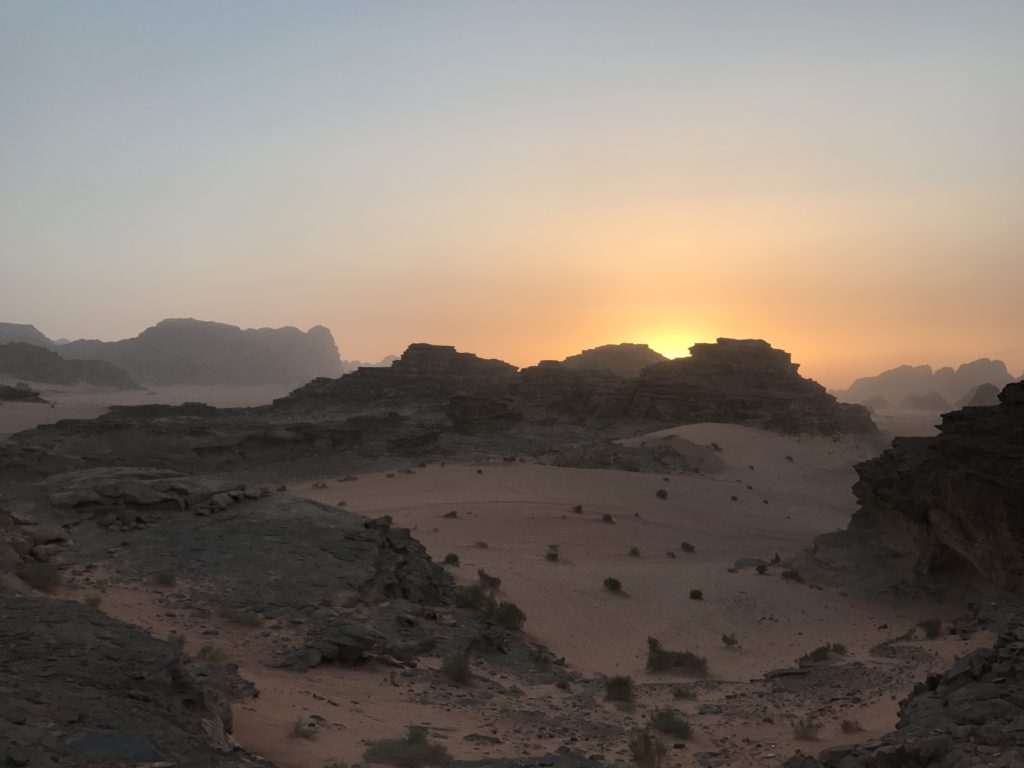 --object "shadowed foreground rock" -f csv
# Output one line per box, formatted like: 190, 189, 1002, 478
0, 596, 269, 767
799, 382, 1024, 596
787, 615, 1024, 768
